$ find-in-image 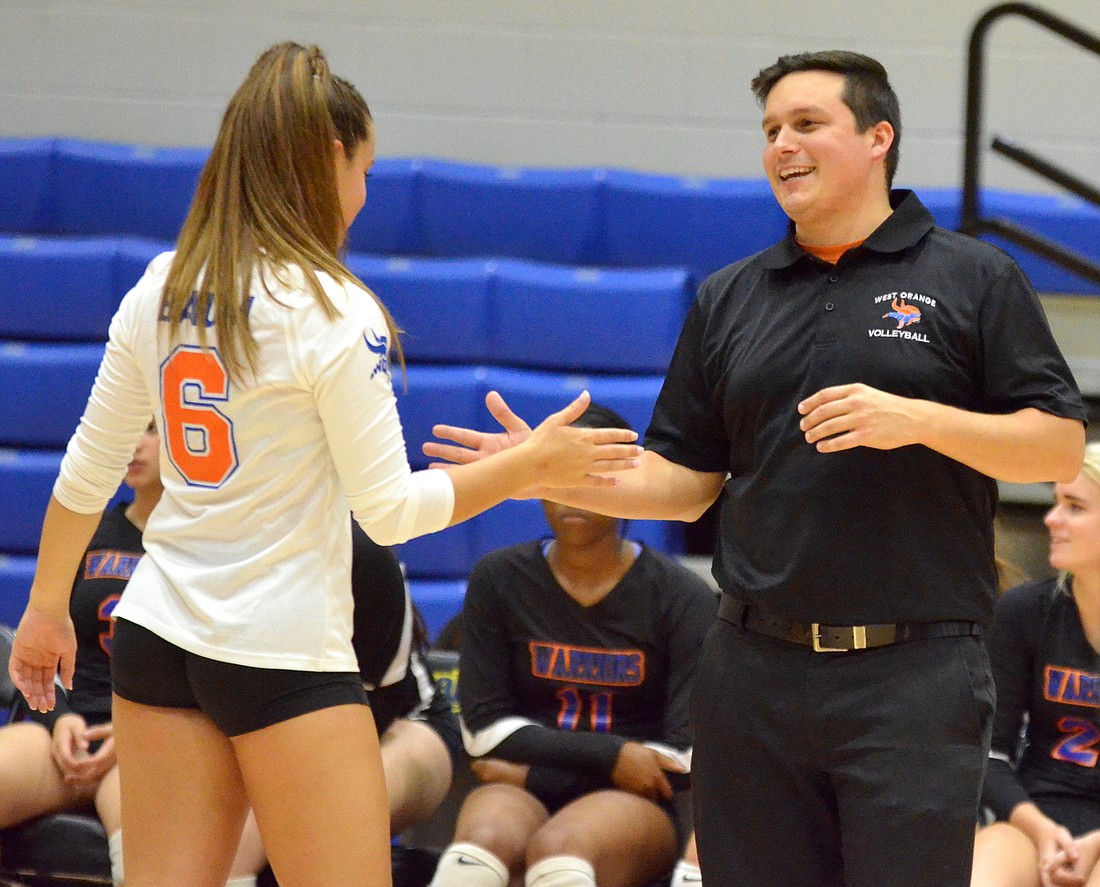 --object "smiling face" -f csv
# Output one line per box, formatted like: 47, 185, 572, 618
761, 69, 894, 245
1045, 470, 1100, 578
